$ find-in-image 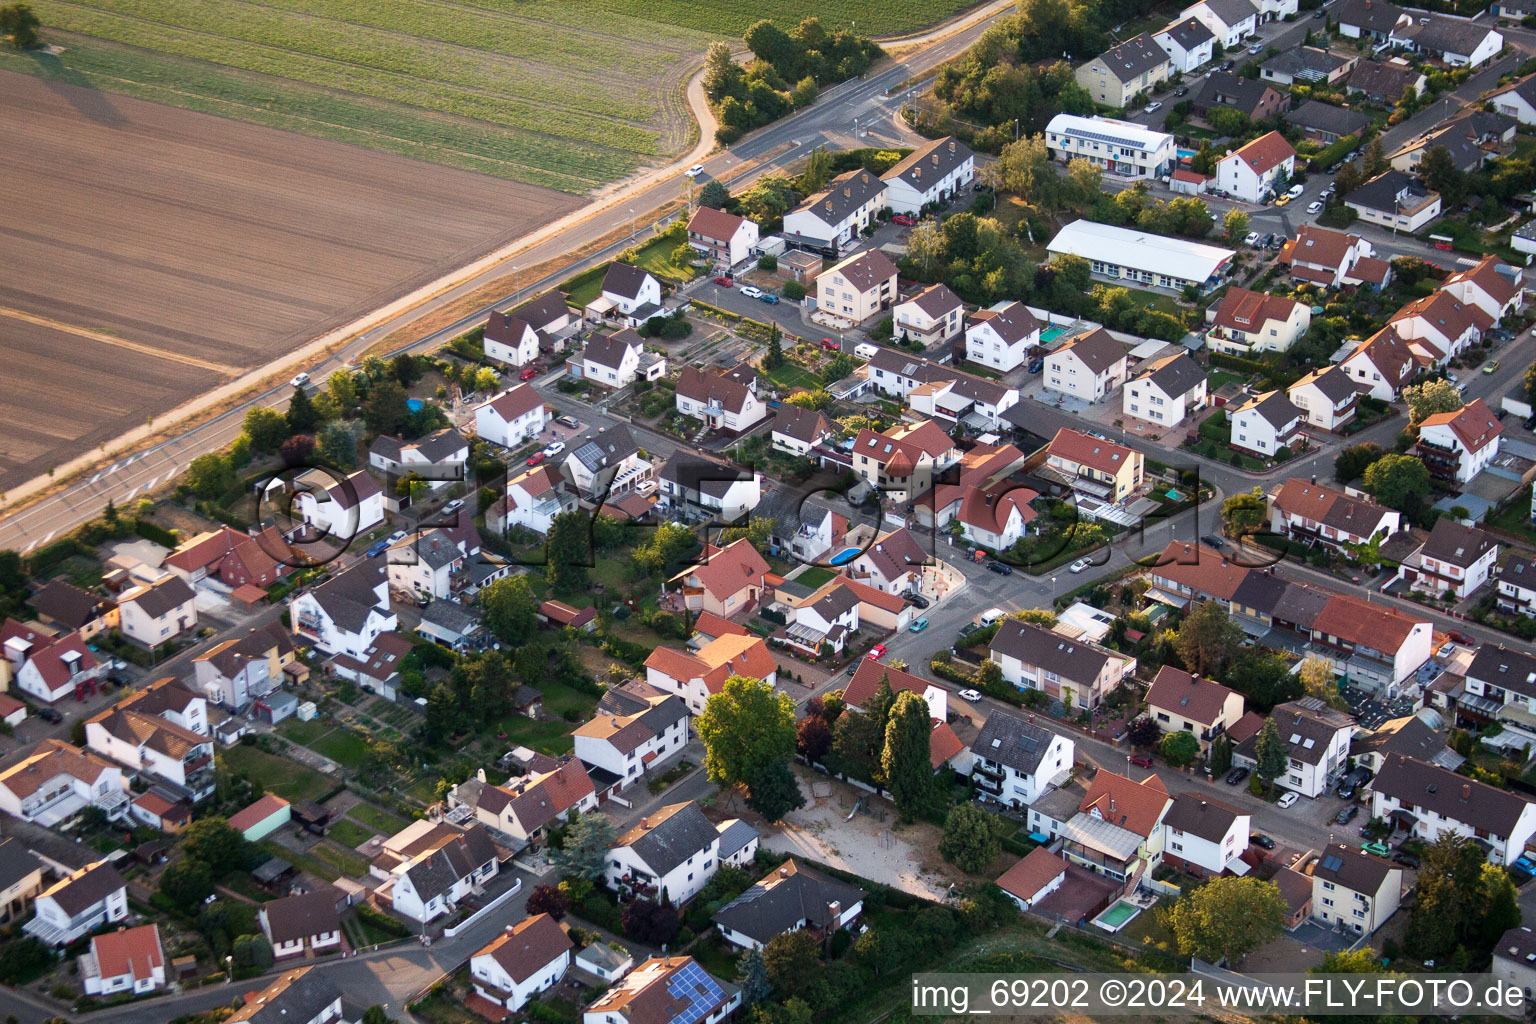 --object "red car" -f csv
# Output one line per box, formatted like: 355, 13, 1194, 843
1129, 753, 1154, 769
519, 367, 538, 381
891, 214, 916, 226
525, 452, 547, 466
713, 275, 734, 287
866, 644, 887, 660
1447, 629, 1474, 645
820, 337, 840, 352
